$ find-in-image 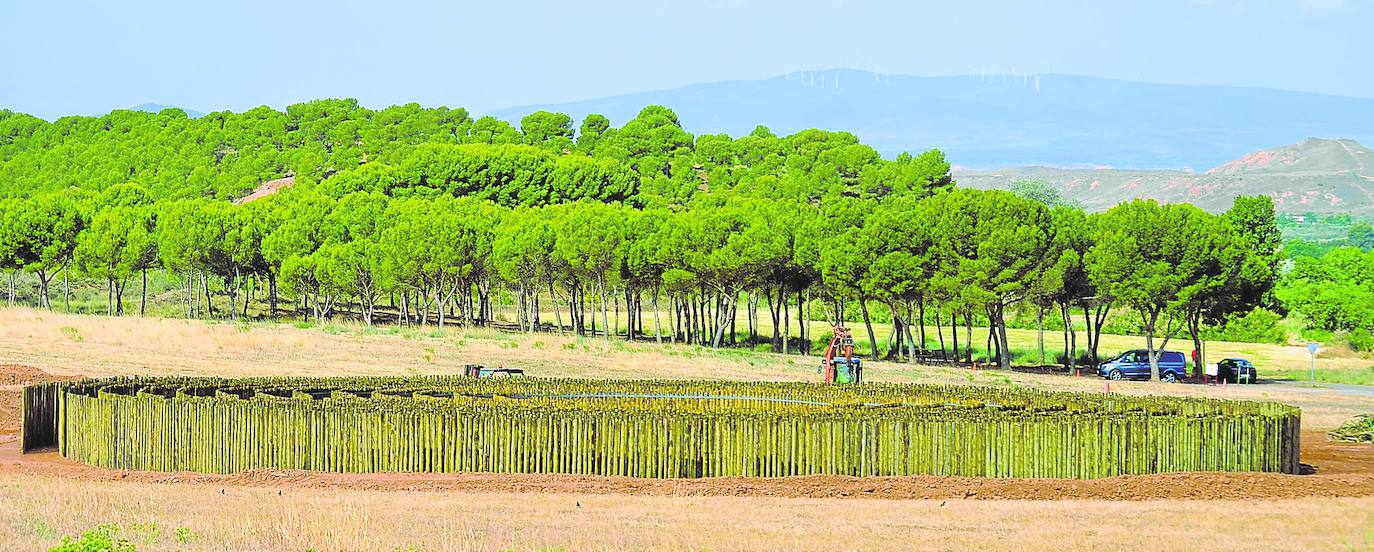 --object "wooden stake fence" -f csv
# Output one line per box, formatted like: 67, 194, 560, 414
26, 376, 1301, 478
